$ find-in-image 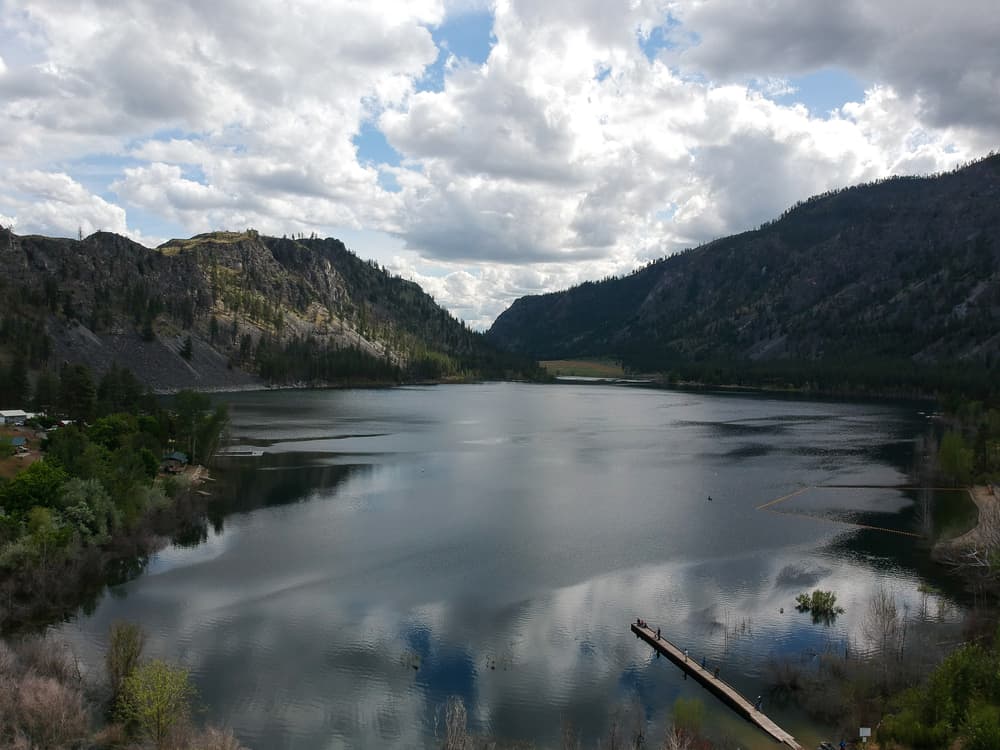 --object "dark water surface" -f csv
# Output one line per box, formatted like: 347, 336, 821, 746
54, 384, 970, 748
